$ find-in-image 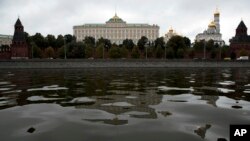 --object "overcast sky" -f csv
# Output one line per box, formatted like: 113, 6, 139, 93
0, 0, 249, 44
